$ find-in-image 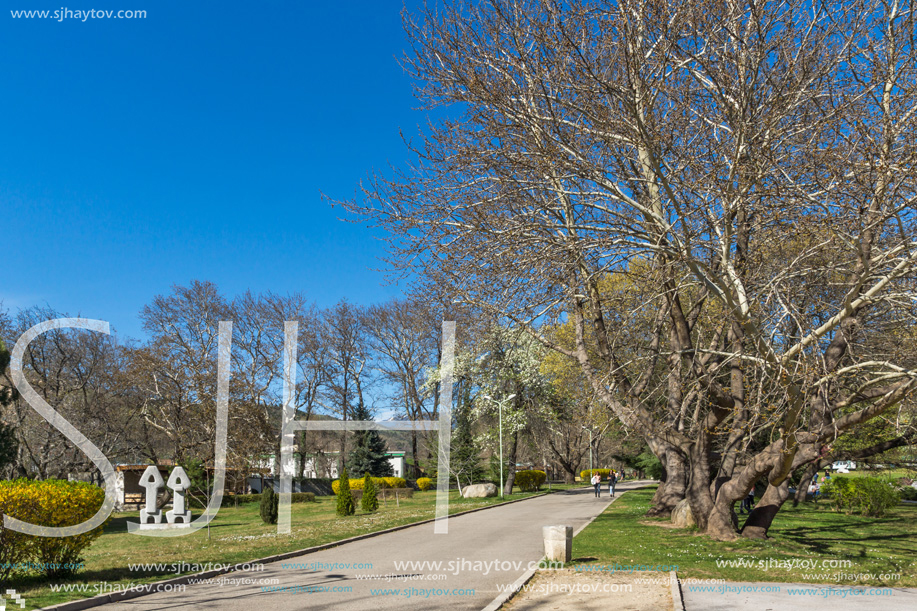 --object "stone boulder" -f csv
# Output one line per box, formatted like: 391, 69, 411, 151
462, 483, 498, 498
671, 499, 696, 528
